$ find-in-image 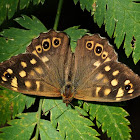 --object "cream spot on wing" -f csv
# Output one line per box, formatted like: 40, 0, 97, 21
116, 98, 122, 101
11, 77, 18, 88
25, 81, 31, 88
96, 87, 101, 96
124, 80, 130, 85
111, 79, 118, 86
7, 68, 13, 74
104, 65, 111, 71
41, 56, 49, 62
12, 87, 18, 91
104, 88, 111, 96
112, 70, 119, 76
96, 73, 104, 80
30, 58, 37, 65
34, 67, 43, 74
129, 93, 133, 96
128, 89, 134, 94
32, 50, 39, 57
116, 88, 124, 98
104, 57, 111, 62
36, 81, 40, 91
93, 61, 101, 67
130, 83, 133, 88
103, 78, 109, 83
21, 62, 27, 68
2, 76, 7, 81
19, 70, 26, 78
30, 70, 35, 76
3, 71, 8, 76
